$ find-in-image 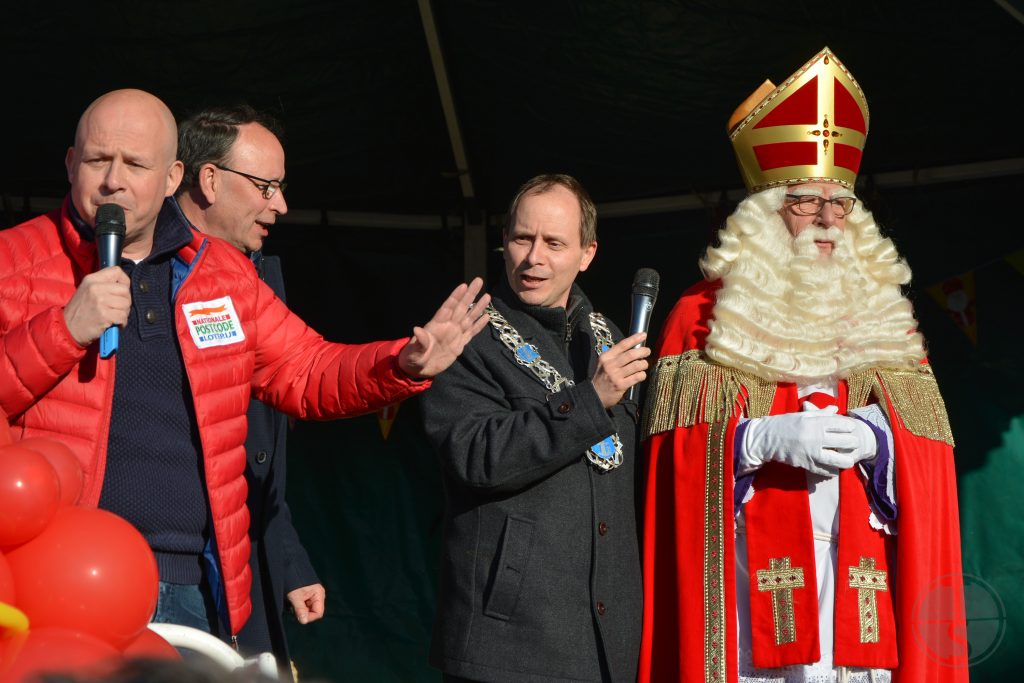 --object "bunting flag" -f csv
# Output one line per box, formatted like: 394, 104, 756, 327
927, 273, 978, 345
1005, 248, 1024, 277
376, 402, 401, 441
